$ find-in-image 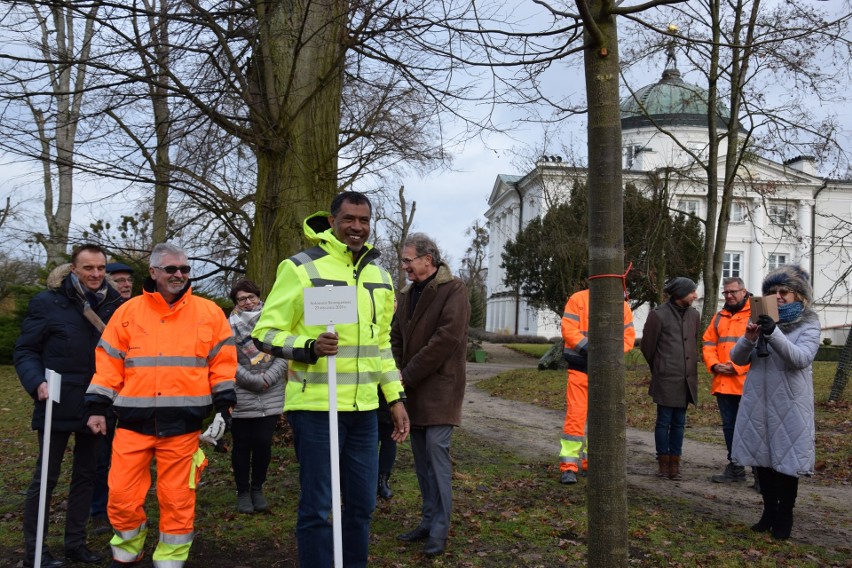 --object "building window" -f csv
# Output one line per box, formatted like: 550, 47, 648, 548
768, 203, 795, 226
625, 144, 643, 169
723, 252, 742, 278
677, 199, 699, 217
730, 201, 747, 223
768, 254, 787, 271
